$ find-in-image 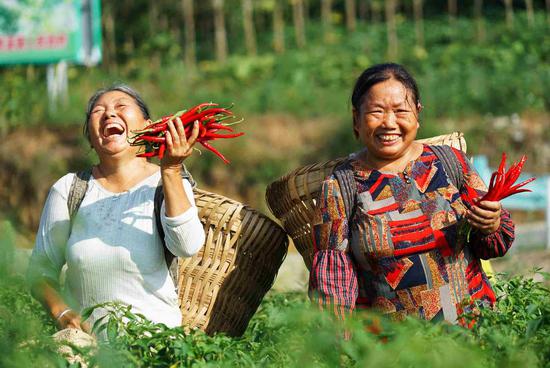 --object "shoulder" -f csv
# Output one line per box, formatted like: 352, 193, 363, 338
50, 172, 78, 199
